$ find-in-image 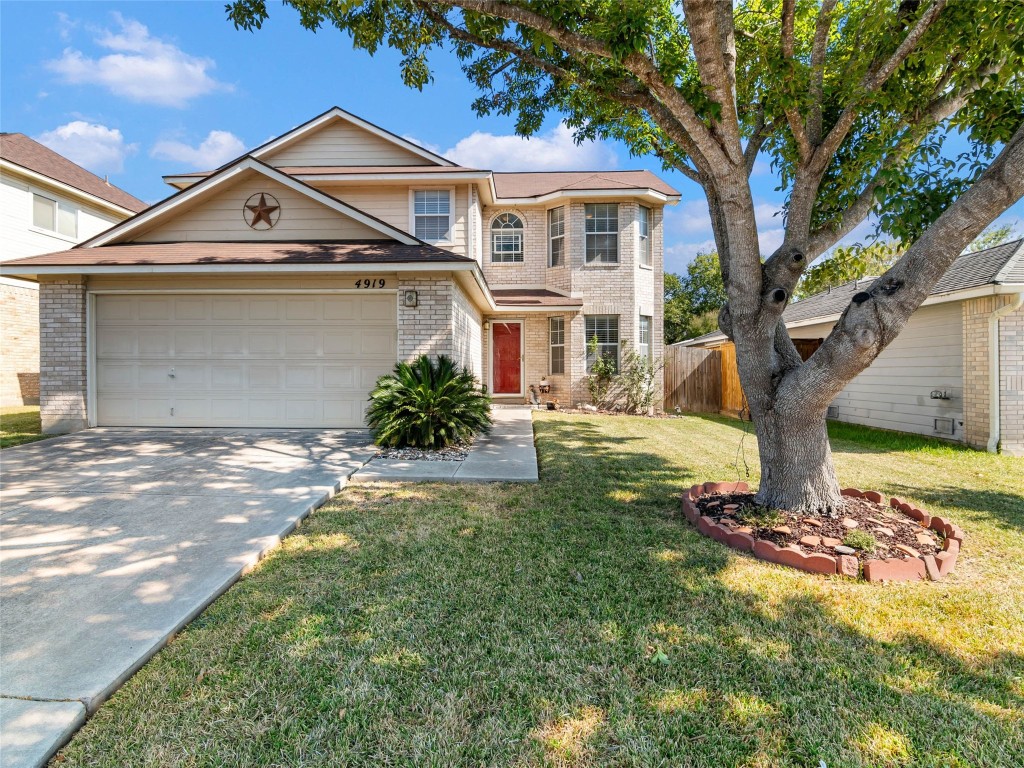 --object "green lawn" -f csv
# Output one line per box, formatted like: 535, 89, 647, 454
0, 405, 48, 449
57, 413, 1024, 767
